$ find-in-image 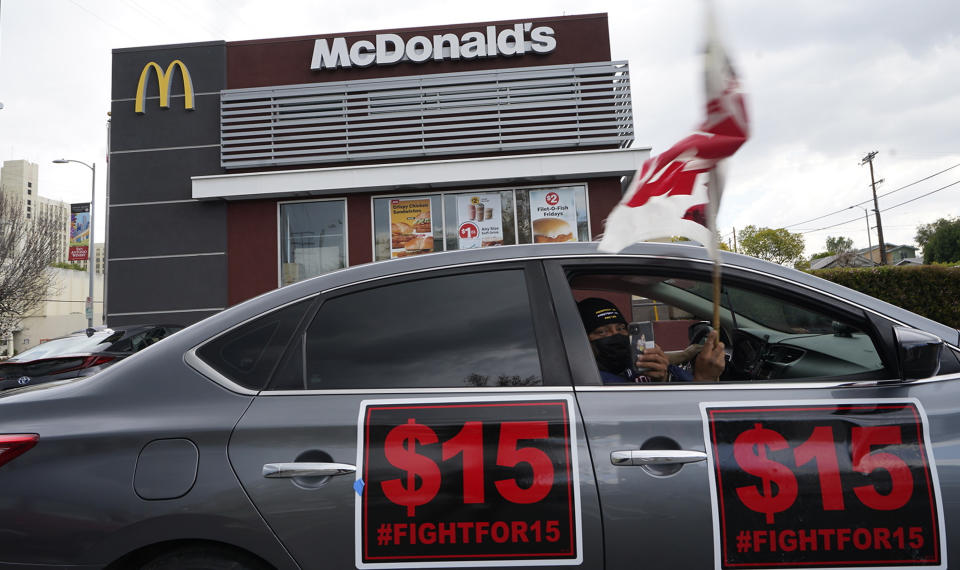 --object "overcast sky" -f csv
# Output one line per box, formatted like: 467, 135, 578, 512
1, 0, 958, 257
